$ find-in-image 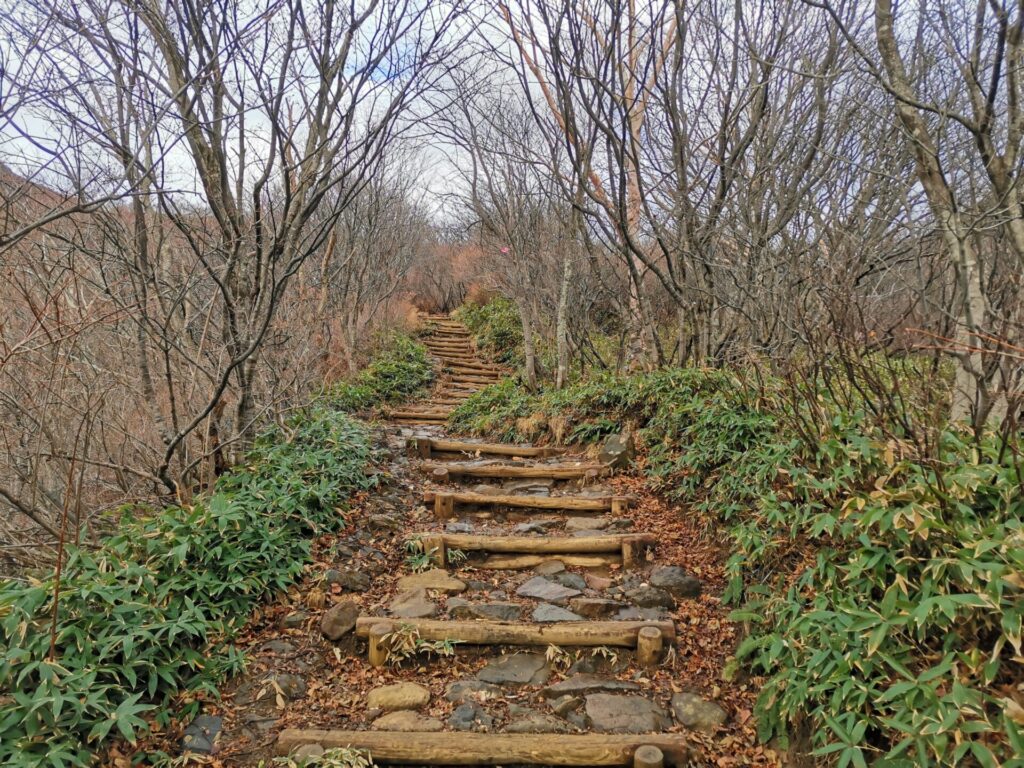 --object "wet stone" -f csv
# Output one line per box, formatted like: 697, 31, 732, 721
477, 653, 551, 685
180, 714, 221, 755
449, 701, 493, 731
